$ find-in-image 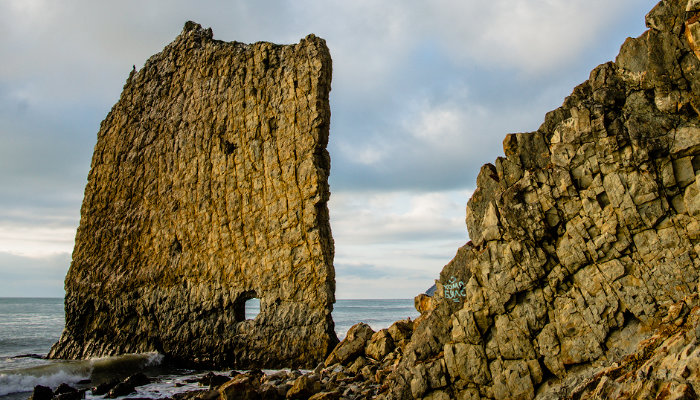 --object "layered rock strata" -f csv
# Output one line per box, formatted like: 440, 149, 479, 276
383, 0, 700, 398
49, 22, 337, 368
